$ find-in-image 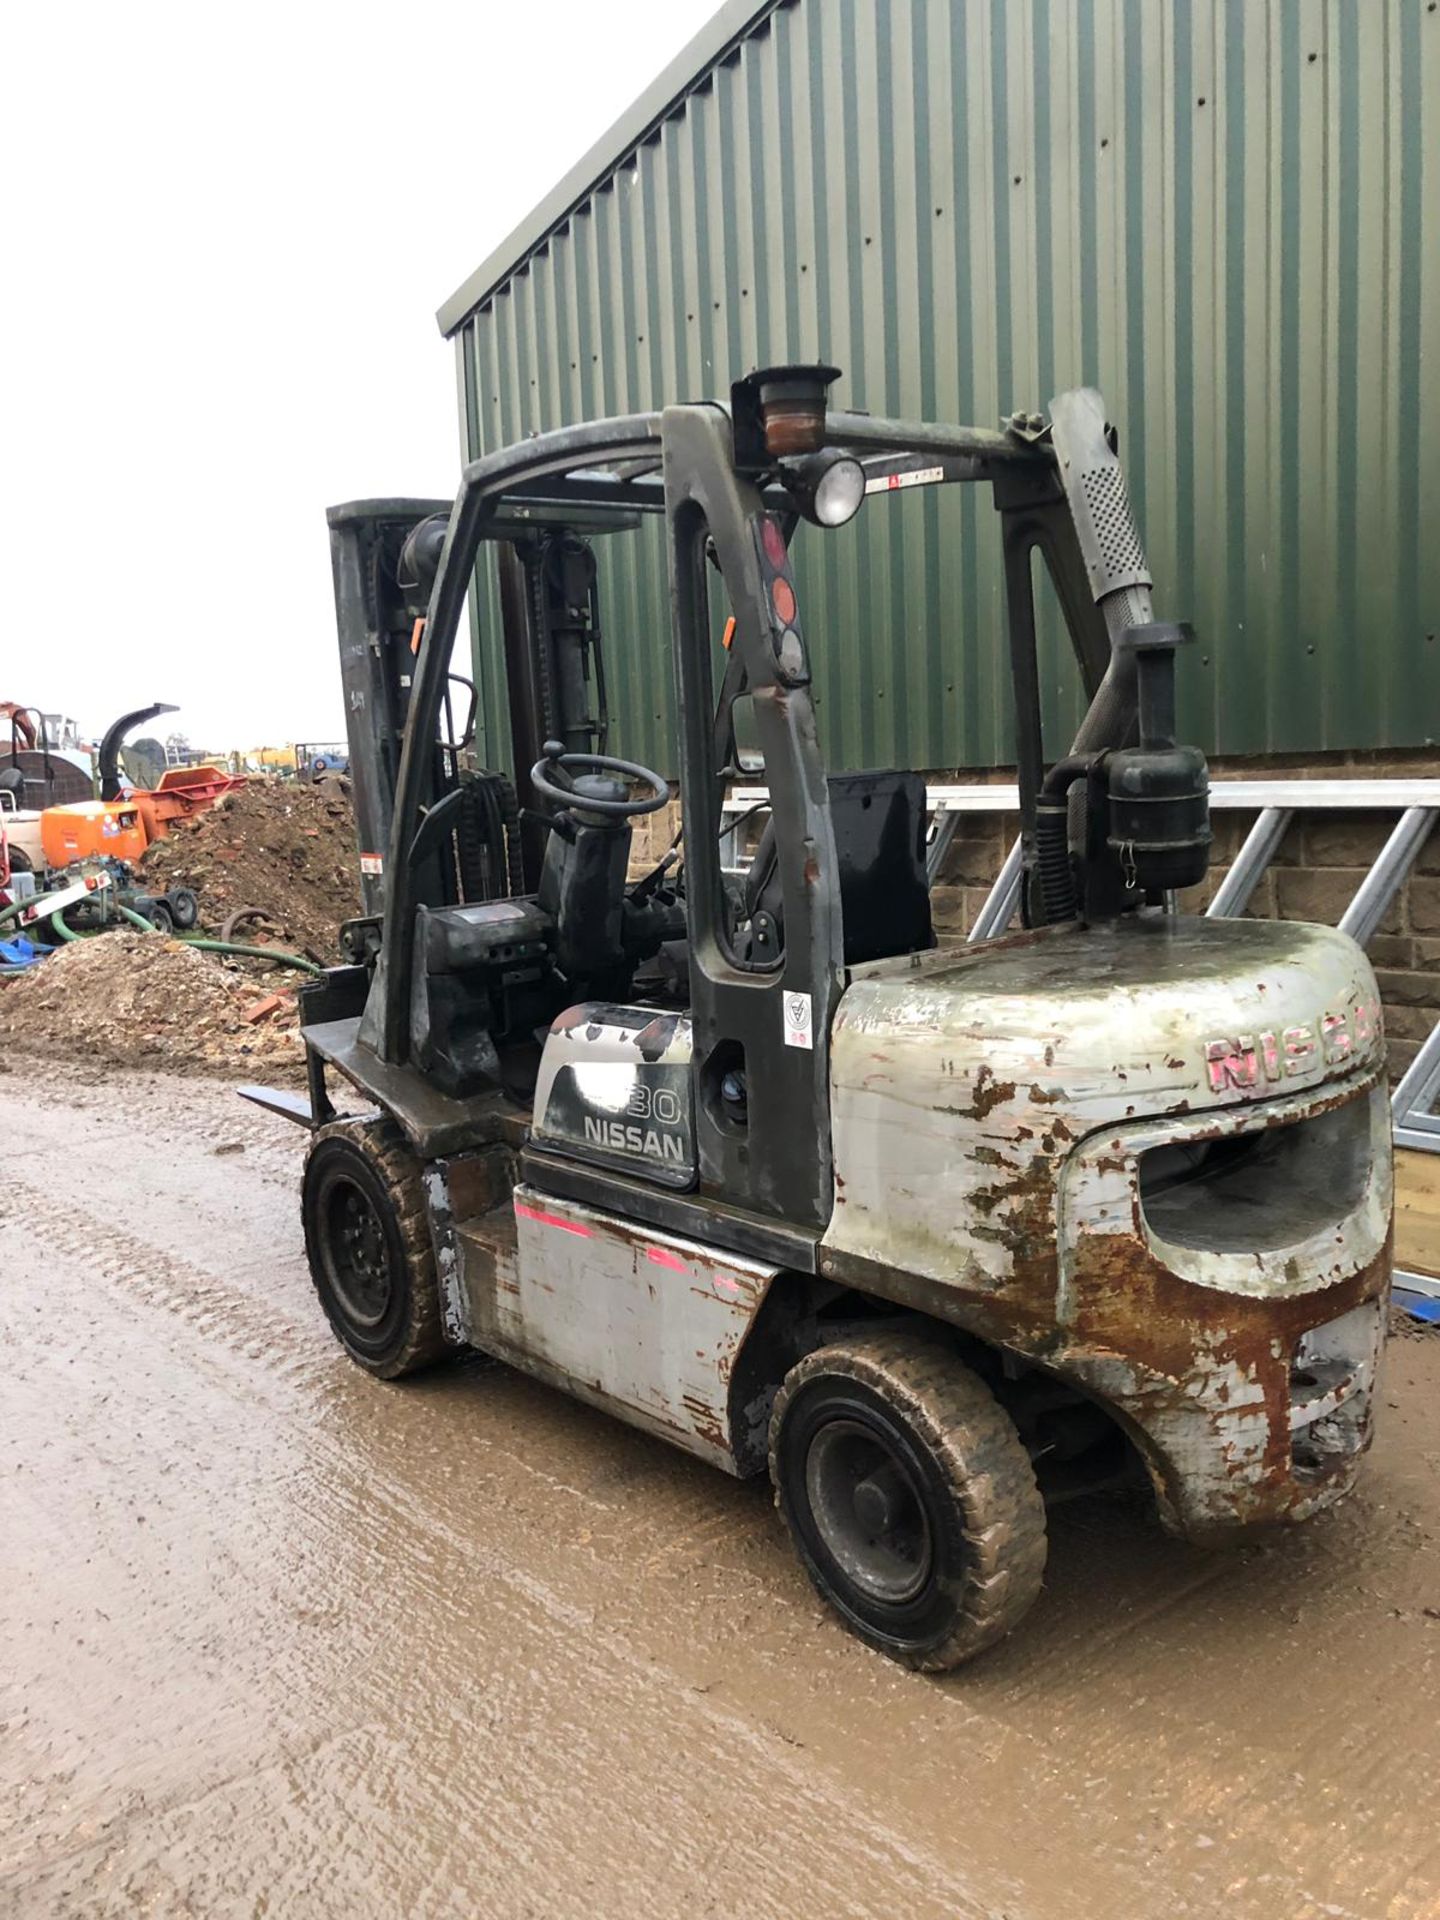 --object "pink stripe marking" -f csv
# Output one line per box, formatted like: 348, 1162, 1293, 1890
646, 1246, 687, 1273
515, 1201, 591, 1237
